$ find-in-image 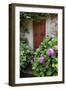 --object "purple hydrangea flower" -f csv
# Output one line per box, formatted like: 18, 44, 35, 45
47, 48, 54, 57
39, 56, 44, 64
